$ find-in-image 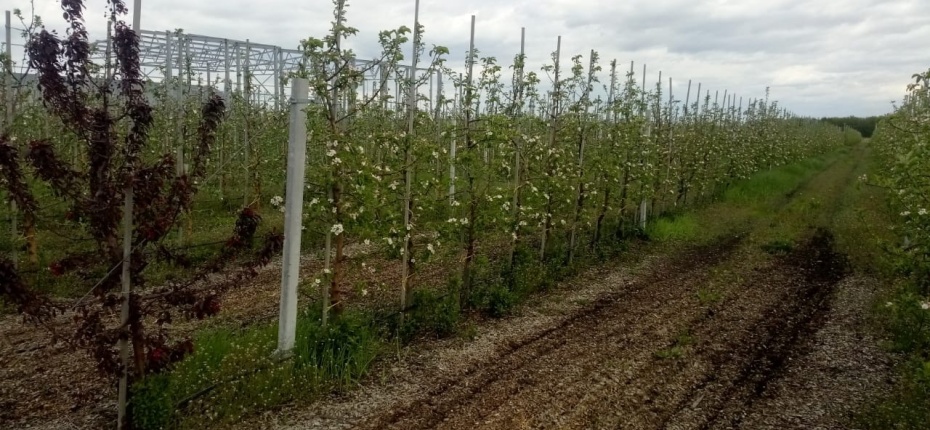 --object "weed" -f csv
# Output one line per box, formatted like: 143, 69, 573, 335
458, 322, 479, 341
880, 287, 930, 357
761, 239, 794, 255
655, 330, 694, 360
129, 309, 380, 429
647, 213, 699, 242
397, 288, 462, 341
856, 358, 930, 429
571, 297, 593, 307
696, 287, 723, 305
469, 280, 519, 318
